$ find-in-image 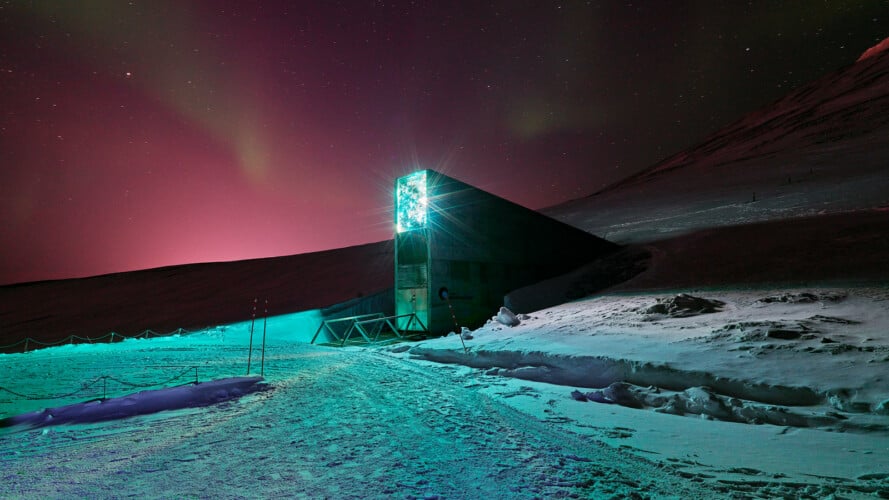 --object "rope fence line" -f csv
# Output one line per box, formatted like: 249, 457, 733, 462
0, 366, 201, 402
1, 300, 267, 406
0, 377, 106, 401
0, 327, 210, 354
